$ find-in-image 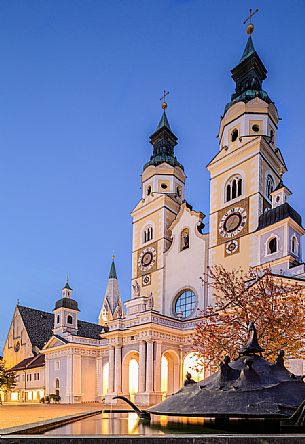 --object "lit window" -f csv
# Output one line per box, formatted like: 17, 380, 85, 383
266, 175, 275, 201
143, 225, 153, 243
174, 290, 196, 319
226, 175, 242, 202
231, 128, 239, 142
268, 237, 277, 255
